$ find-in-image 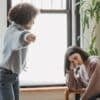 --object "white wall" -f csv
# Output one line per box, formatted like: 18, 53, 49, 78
0, 0, 7, 57
72, 0, 76, 46
95, 23, 100, 54
0, 0, 7, 40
